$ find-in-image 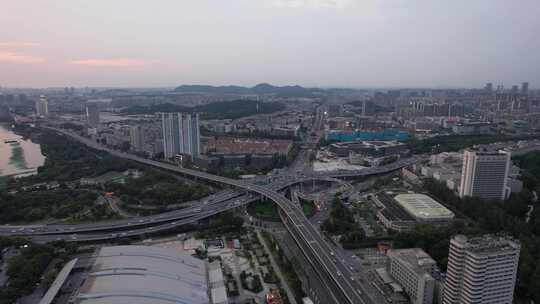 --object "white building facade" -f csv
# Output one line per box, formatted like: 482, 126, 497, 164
459, 149, 510, 200
35, 96, 49, 117
387, 248, 437, 304
443, 235, 520, 304
161, 112, 200, 158
85, 102, 100, 127
130, 125, 145, 152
